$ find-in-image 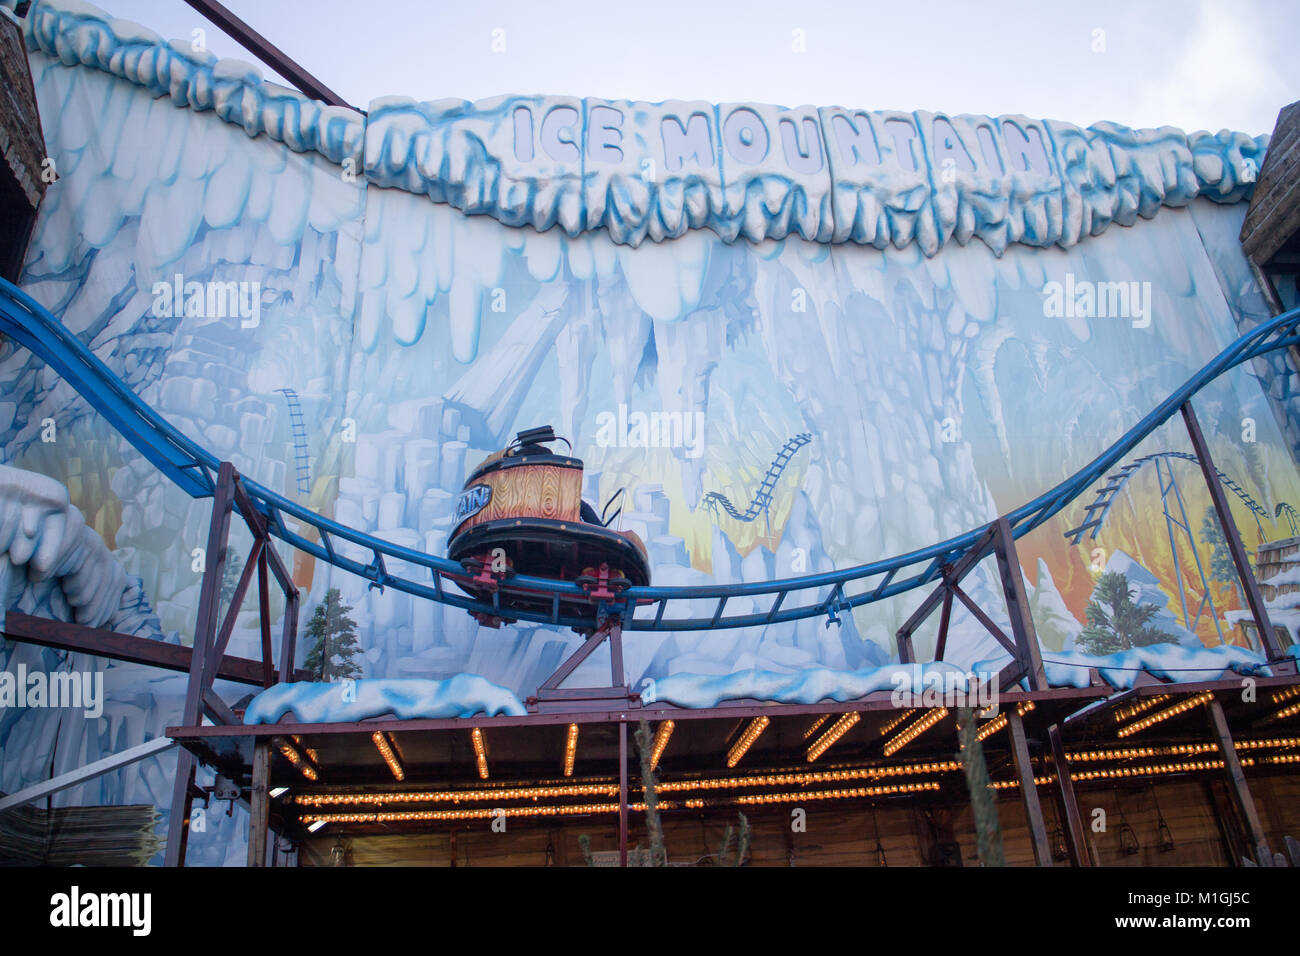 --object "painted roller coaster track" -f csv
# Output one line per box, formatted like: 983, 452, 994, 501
3, 275, 1299, 633
701, 432, 812, 521
274, 387, 312, 497
1276, 502, 1299, 537
1064, 451, 1270, 545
